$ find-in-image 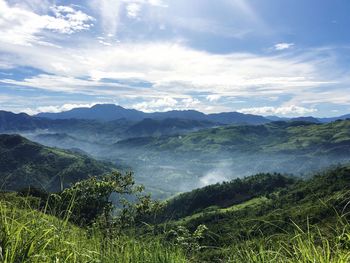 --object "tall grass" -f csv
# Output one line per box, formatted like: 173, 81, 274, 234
2, 194, 350, 263
0, 196, 186, 263
225, 218, 350, 263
